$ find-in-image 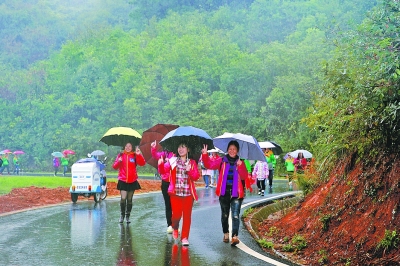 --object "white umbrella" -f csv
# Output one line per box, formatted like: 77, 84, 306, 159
258, 141, 276, 149
91, 150, 106, 156
213, 133, 266, 161
290, 149, 312, 158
